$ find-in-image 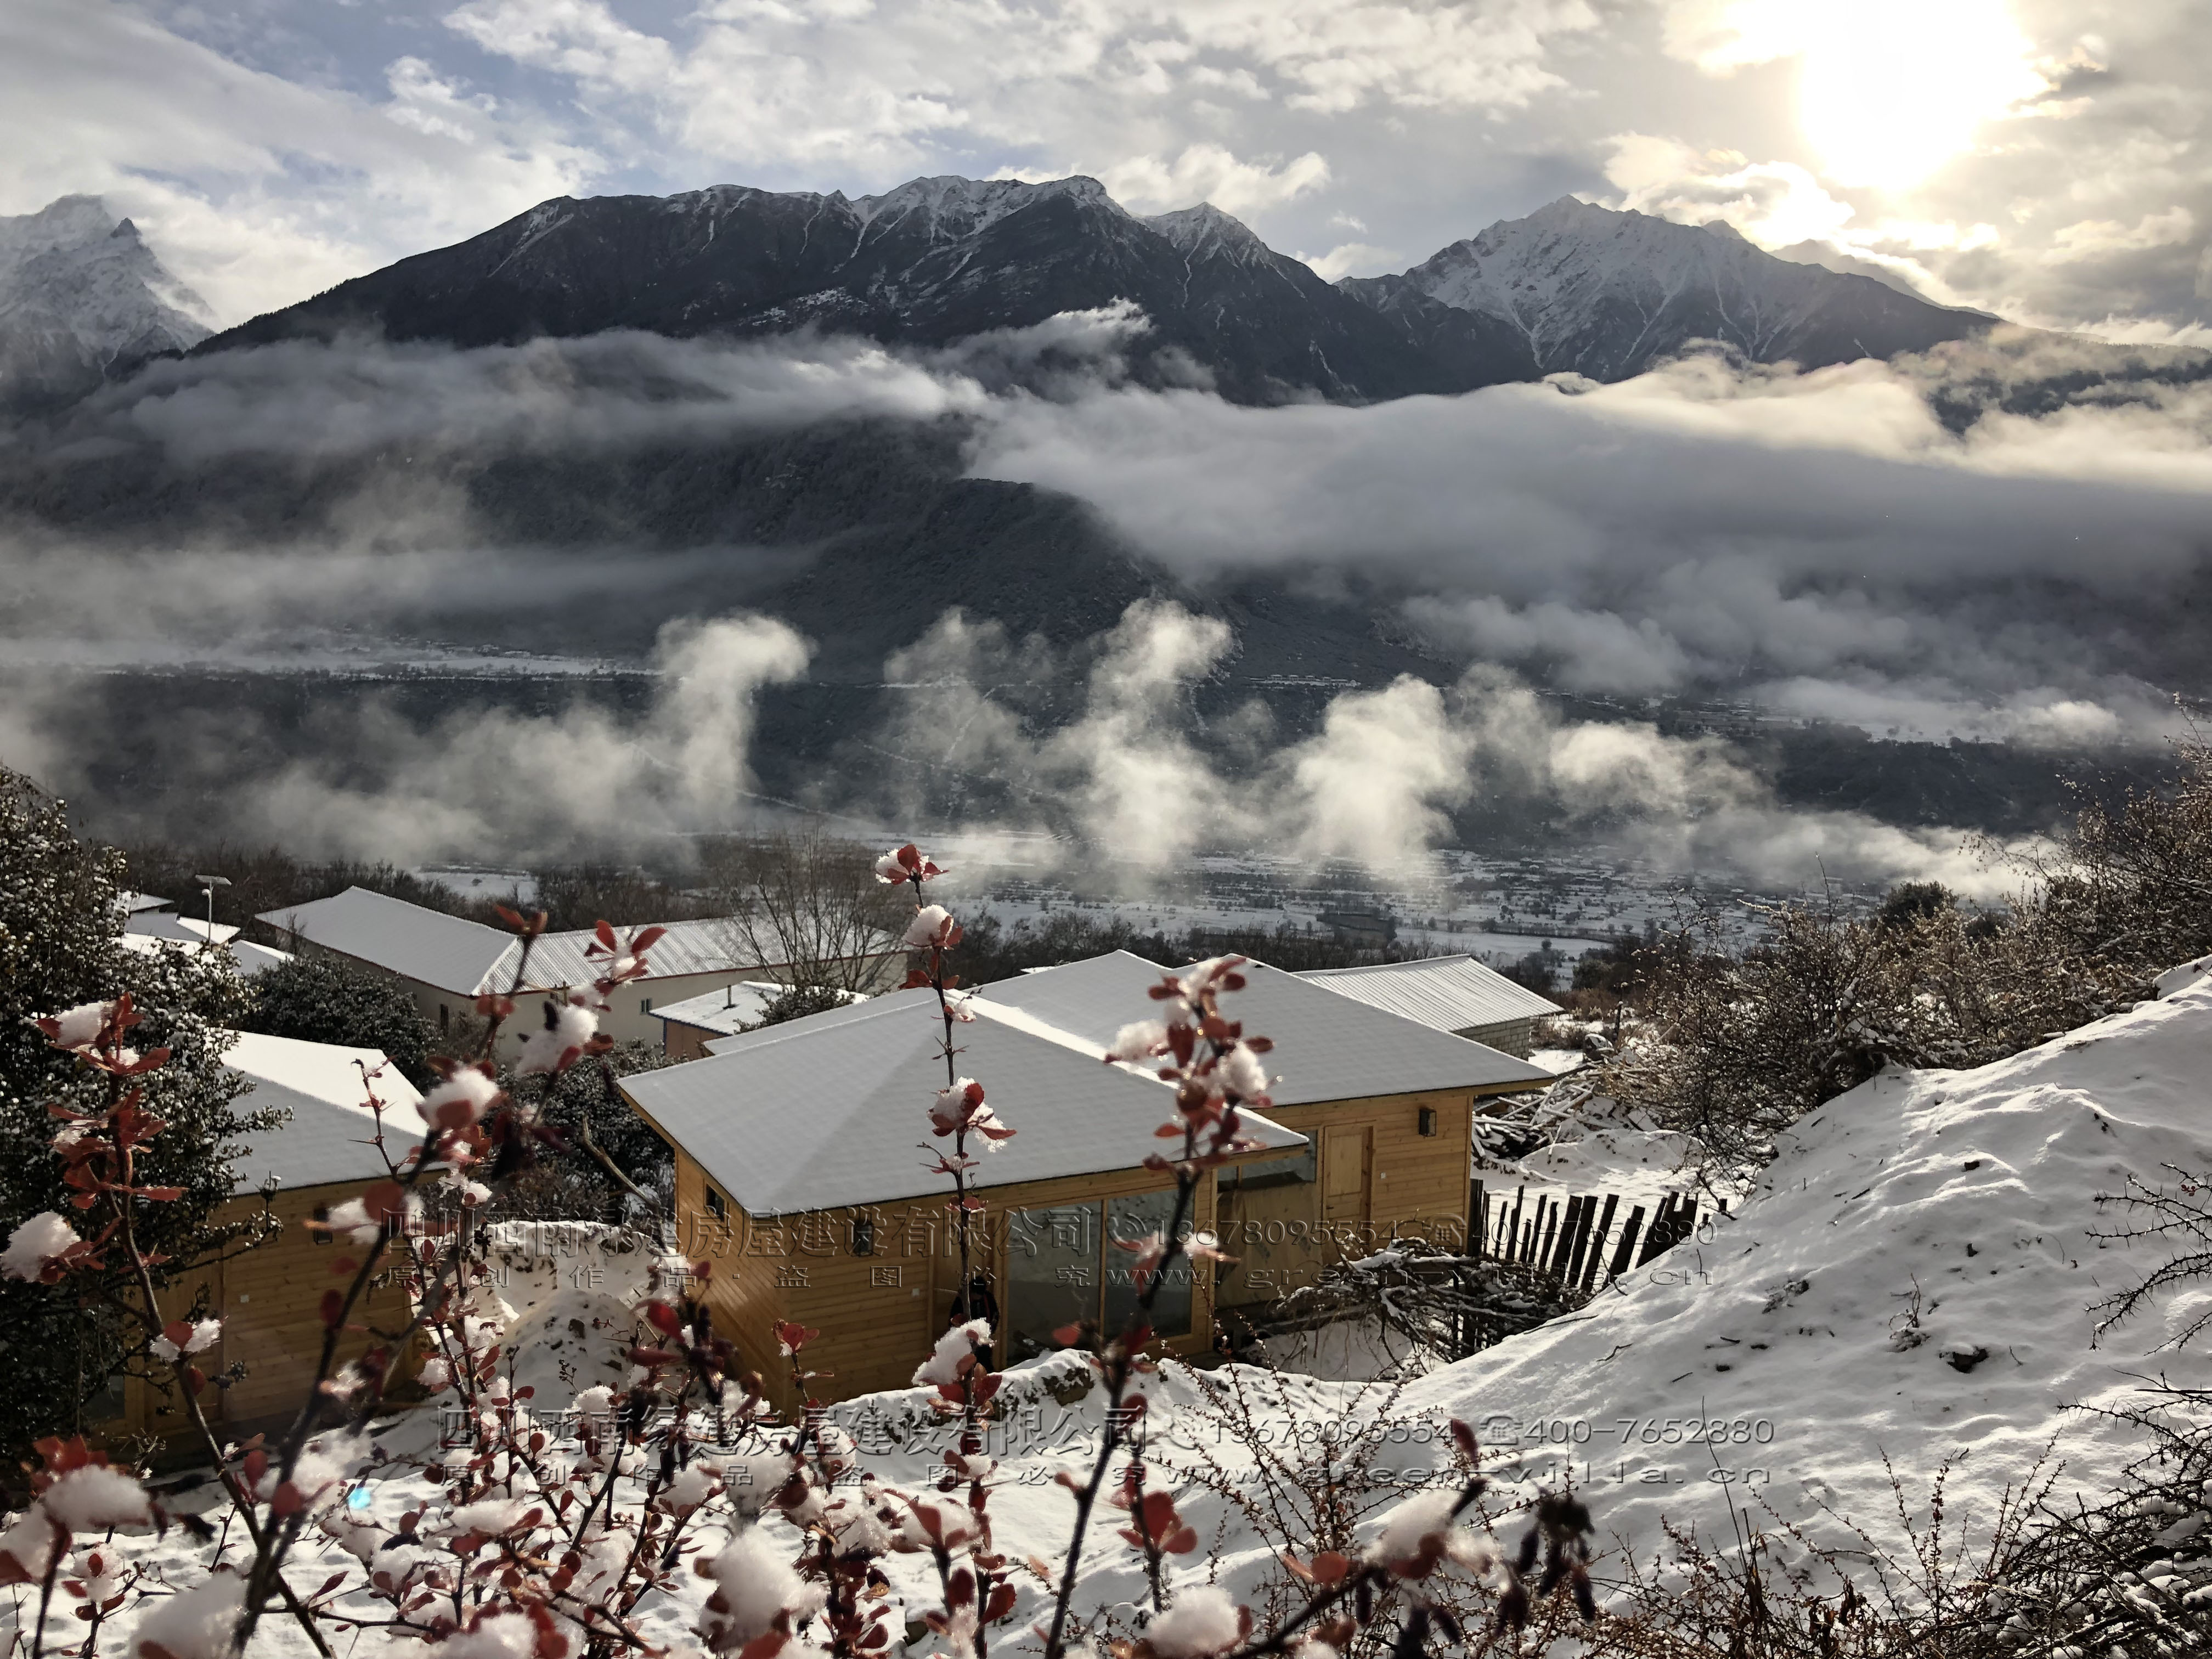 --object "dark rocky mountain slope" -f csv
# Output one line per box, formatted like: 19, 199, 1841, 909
201, 177, 1989, 402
